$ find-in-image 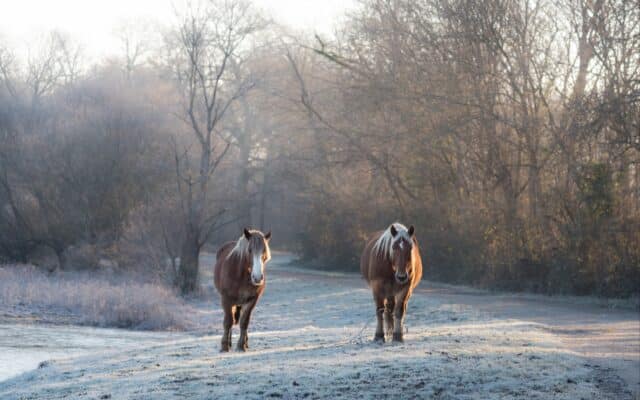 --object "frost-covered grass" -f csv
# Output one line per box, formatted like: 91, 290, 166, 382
0, 258, 633, 399
0, 264, 190, 330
